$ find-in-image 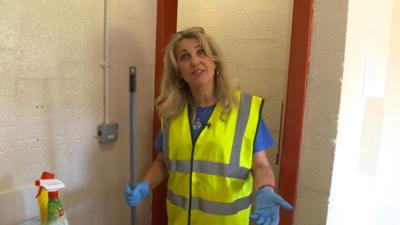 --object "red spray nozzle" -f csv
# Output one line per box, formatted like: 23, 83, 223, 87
41, 171, 55, 179
35, 171, 55, 198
